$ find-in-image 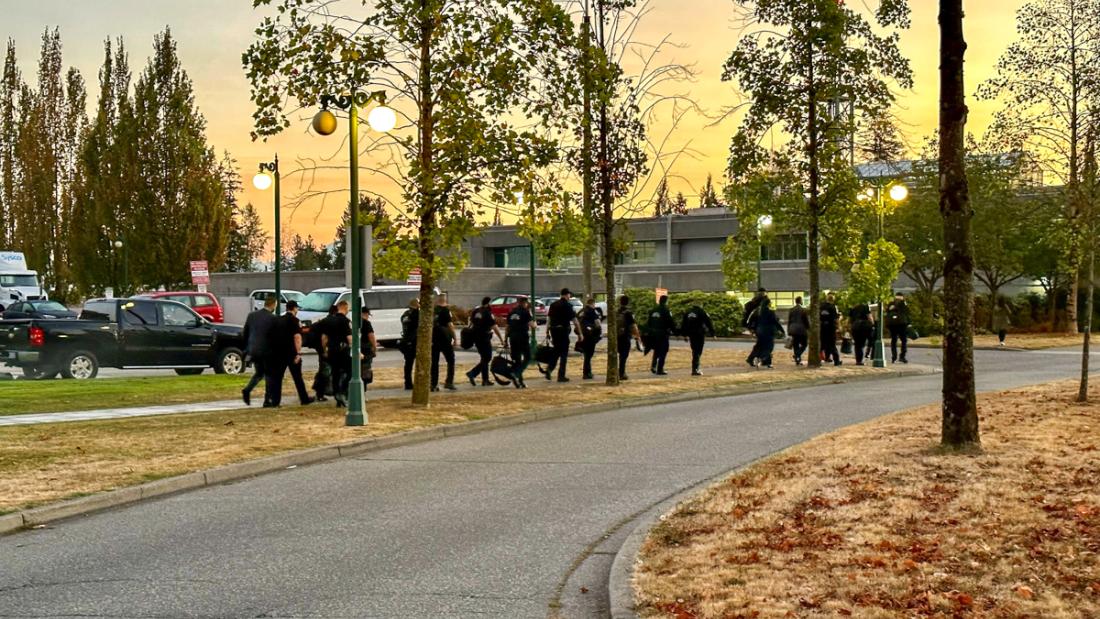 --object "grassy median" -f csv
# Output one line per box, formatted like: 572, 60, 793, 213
634, 380, 1100, 618
0, 348, 888, 514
